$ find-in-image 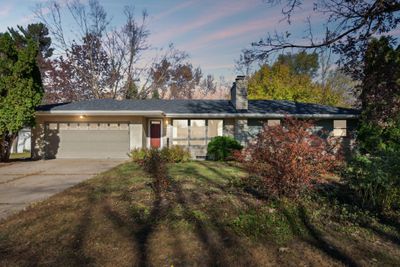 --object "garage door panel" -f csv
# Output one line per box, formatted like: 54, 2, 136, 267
46, 124, 130, 159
